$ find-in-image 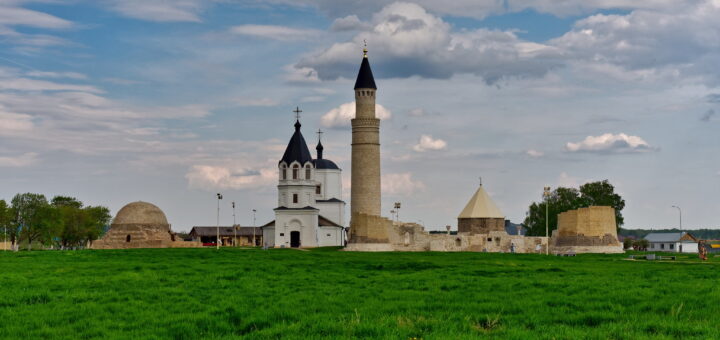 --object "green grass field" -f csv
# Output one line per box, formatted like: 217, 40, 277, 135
1, 248, 719, 339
